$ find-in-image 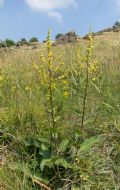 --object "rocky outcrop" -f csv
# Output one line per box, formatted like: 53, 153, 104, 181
83, 26, 120, 40
54, 31, 78, 45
